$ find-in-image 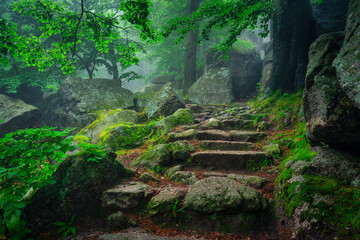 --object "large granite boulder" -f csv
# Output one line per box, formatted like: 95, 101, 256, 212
303, 32, 360, 151
188, 68, 234, 105
230, 49, 262, 99
183, 177, 267, 213
333, 0, 360, 109
41, 77, 135, 130
24, 152, 131, 234
145, 84, 185, 119
0, 94, 41, 137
